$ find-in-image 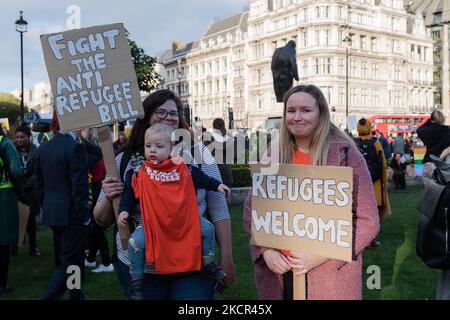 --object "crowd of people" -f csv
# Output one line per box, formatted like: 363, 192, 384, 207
0, 86, 449, 300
